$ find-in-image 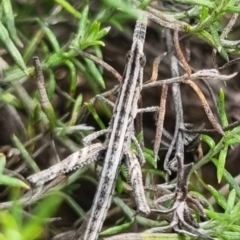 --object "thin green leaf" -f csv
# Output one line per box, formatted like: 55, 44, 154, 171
85, 58, 105, 89
231, 201, 240, 219
143, 147, 156, 168
210, 26, 229, 61
136, 131, 144, 143
225, 131, 240, 146
23, 30, 44, 62
75, 5, 89, 46
102, 0, 139, 18
26, 121, 36, 152
46, 191, 86, 219
100, 218, 135, 236
230, 124, 240, 135
85, 103, 105, 129
45, 52, 64, 68
97, 26, 111, 40
68, 94, 83, 126
33, 102, 41, 122
142, 168, 165, 179
225, 189, 236, 214
207, 184, 227, 209
218, 89, 229, 127
194, 171, 211, 192
193, 13, 215, 31
12, 135, 40, 173
201, 220, 220, 230
0, 21, 27, 74
201, 134, 215, 149
216, 0, 230, 13
0, 175, 30, 189
36, 19, 60, 52
227, 225, 240, 232
0, 92, 22, 108
86, 21, 100, 41
46, 70, 56, 101
221, 231, 240, 240
116, 176, 124, 195
120, 164, 128, 180
205, 209, 230, 221
199, 6, 209, 23
224, 6, 240, 14
193, 30, 216, 48
3, 67, 33, 83
212, 159, 240, 199
2, 0, 23, 47
174, 0, 215, 8
64, 60, 77, 100
217, 145, 228, 183
80, 40, 106, 50
54, 0, 81, 19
